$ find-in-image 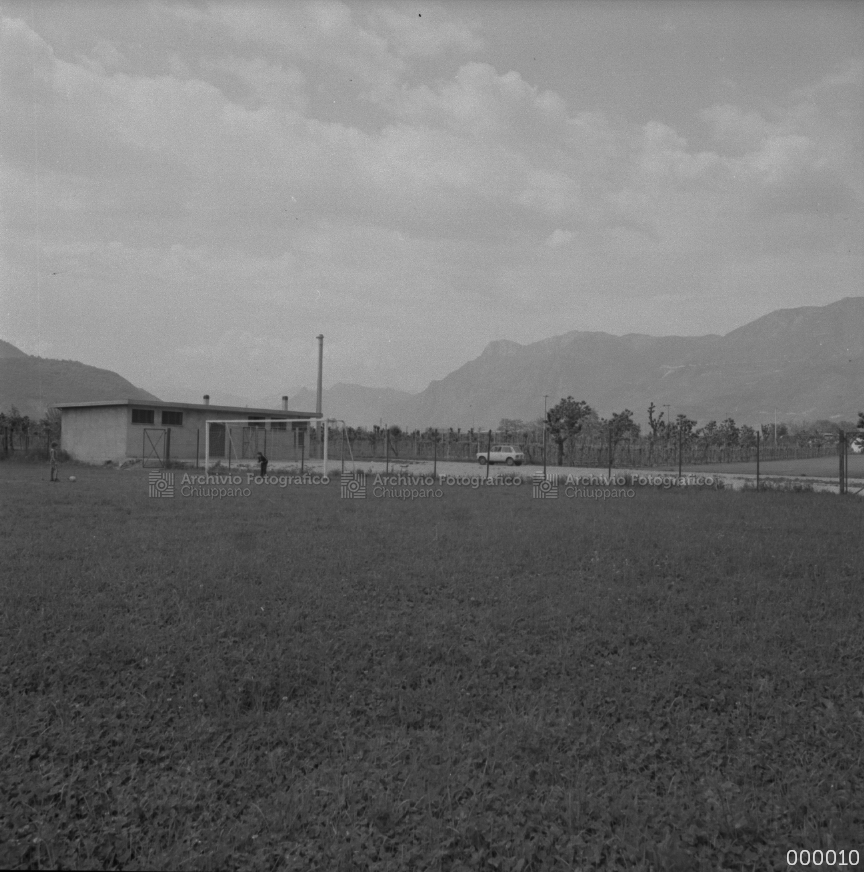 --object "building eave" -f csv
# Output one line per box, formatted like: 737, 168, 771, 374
51, 399, 321, 418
